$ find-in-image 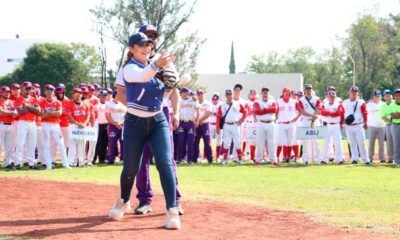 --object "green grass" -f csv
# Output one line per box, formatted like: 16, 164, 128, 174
1, 162, 399, 232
